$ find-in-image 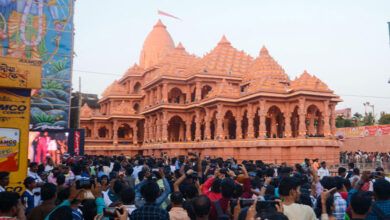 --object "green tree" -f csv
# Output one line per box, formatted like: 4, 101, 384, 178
344, 119, 354, 127
363, 112, 375, 126
336, 115, 345, 128
352, 112, 363, 126
378, 112, 390, 125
